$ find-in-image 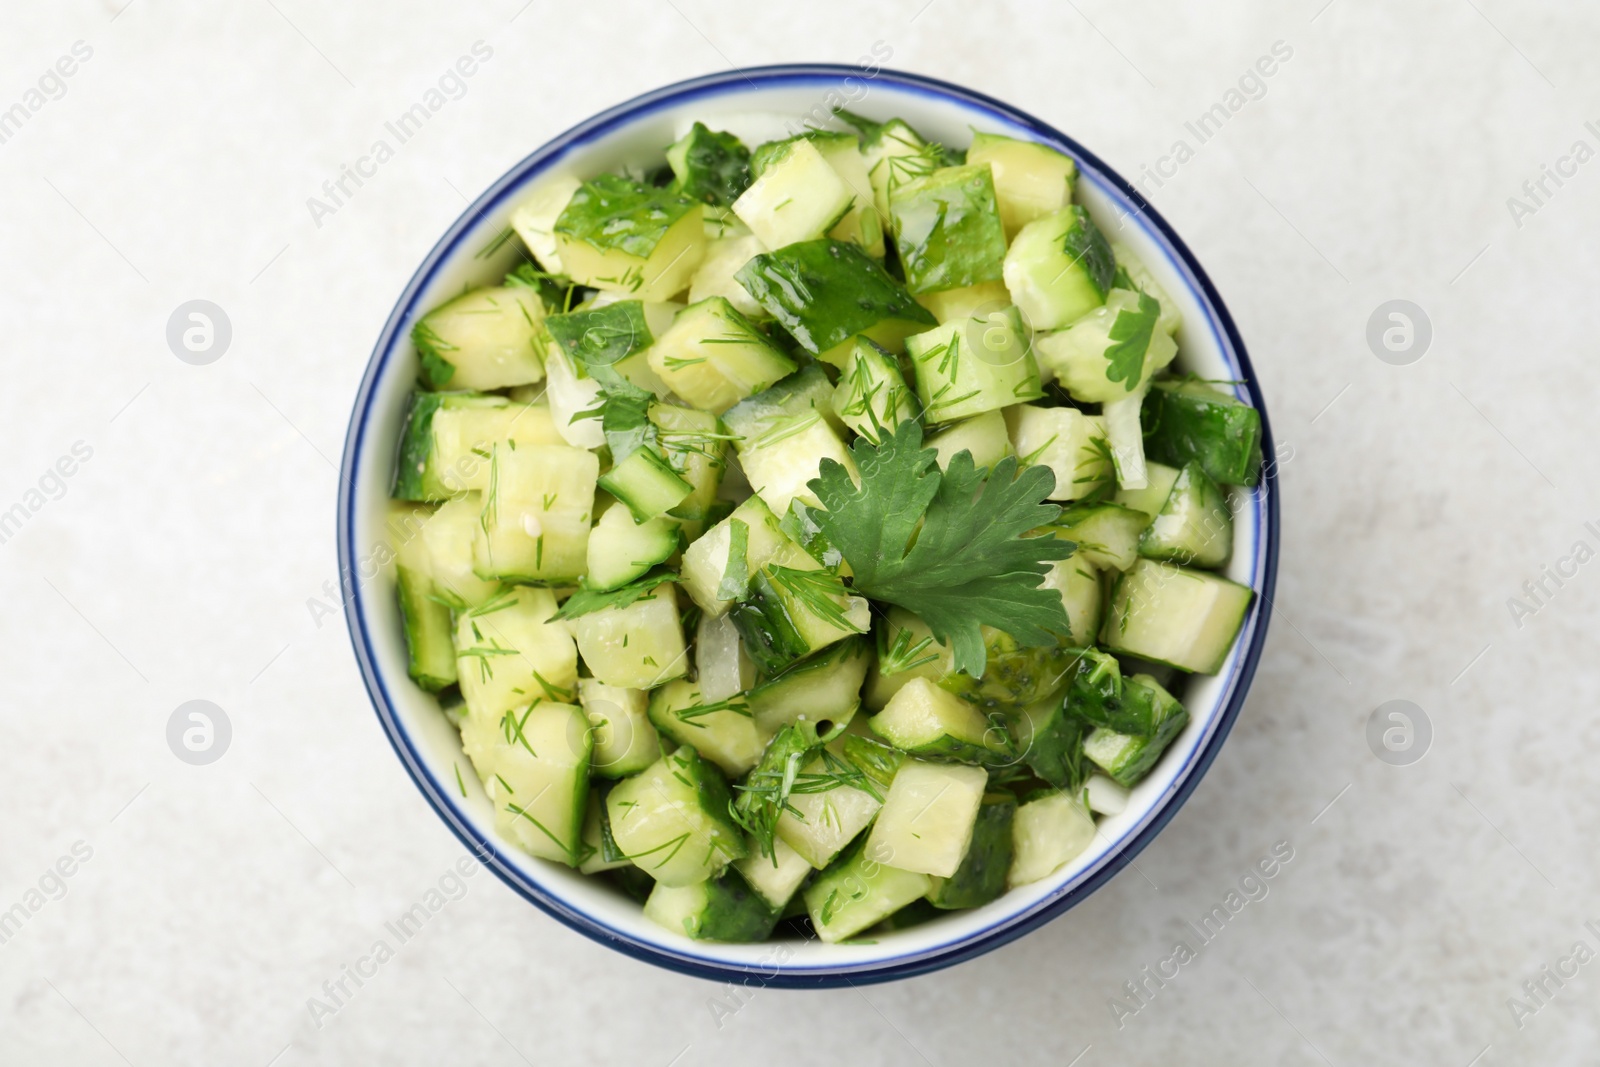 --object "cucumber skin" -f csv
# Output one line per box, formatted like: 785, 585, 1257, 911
393, 392, 447, 501
667, 122, 752, 207
735, 239, 935, 356
1084, 702, 1191, 788
1064, 649, 1154, 735
396, 565, 456, 691
890, 164, 1009, 295
1141, 381, 1263, 487
692, 870, 782, 941
928, 793, 1016, 910
1018, 699, 1089, 792
554, 175, 699, 258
